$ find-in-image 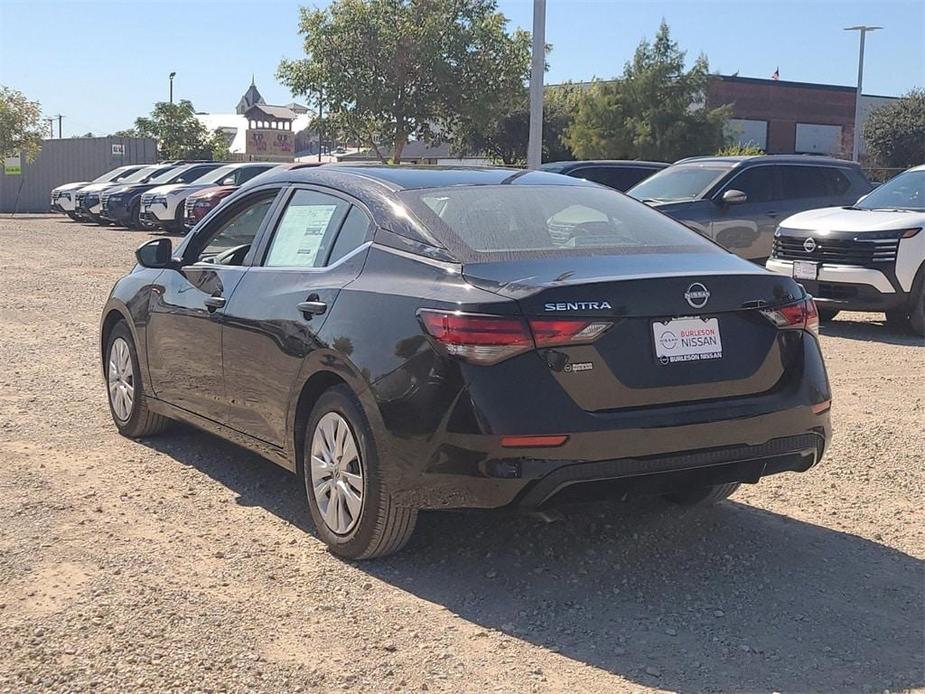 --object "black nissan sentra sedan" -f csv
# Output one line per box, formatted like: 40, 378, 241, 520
100, 165, 831, 559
